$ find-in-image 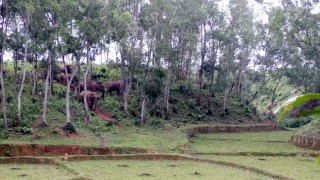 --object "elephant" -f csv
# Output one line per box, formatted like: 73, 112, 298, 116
106, 80, 123, 96
60, 64, 73, 74
78, 81, 105, 99
77, 90, 98, 111
58, 73, 78, 90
